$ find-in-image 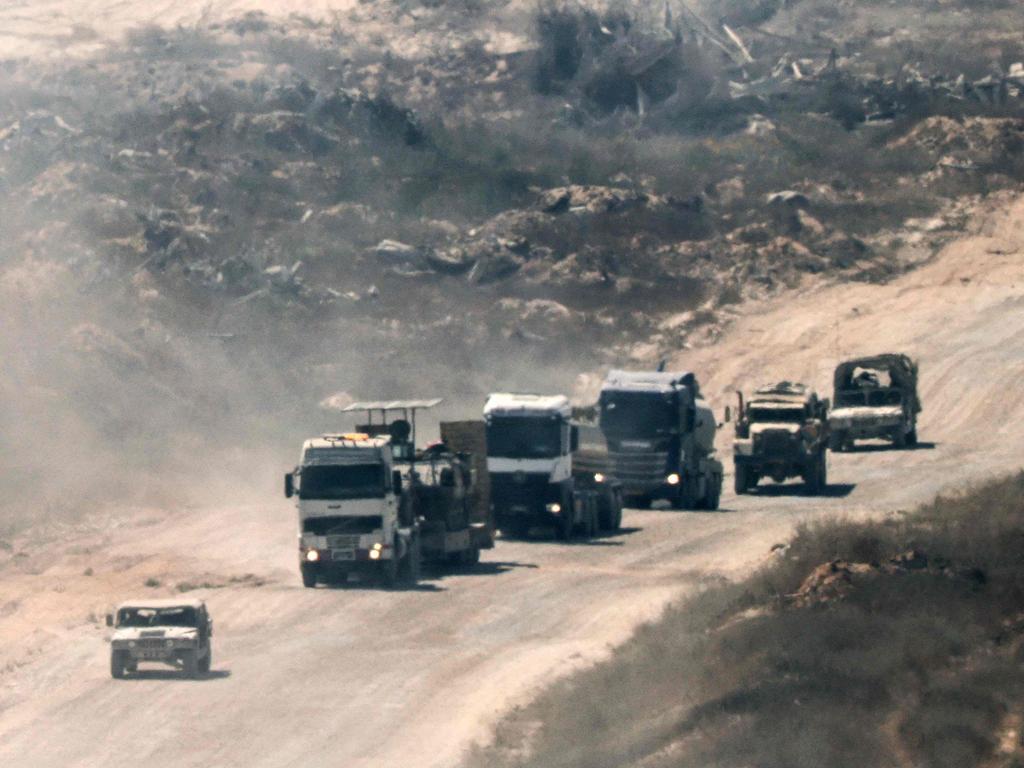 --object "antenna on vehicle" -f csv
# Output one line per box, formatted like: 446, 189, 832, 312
656, 359, 667, 372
